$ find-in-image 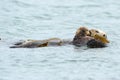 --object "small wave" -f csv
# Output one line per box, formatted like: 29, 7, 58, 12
12, 0, 35, 7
